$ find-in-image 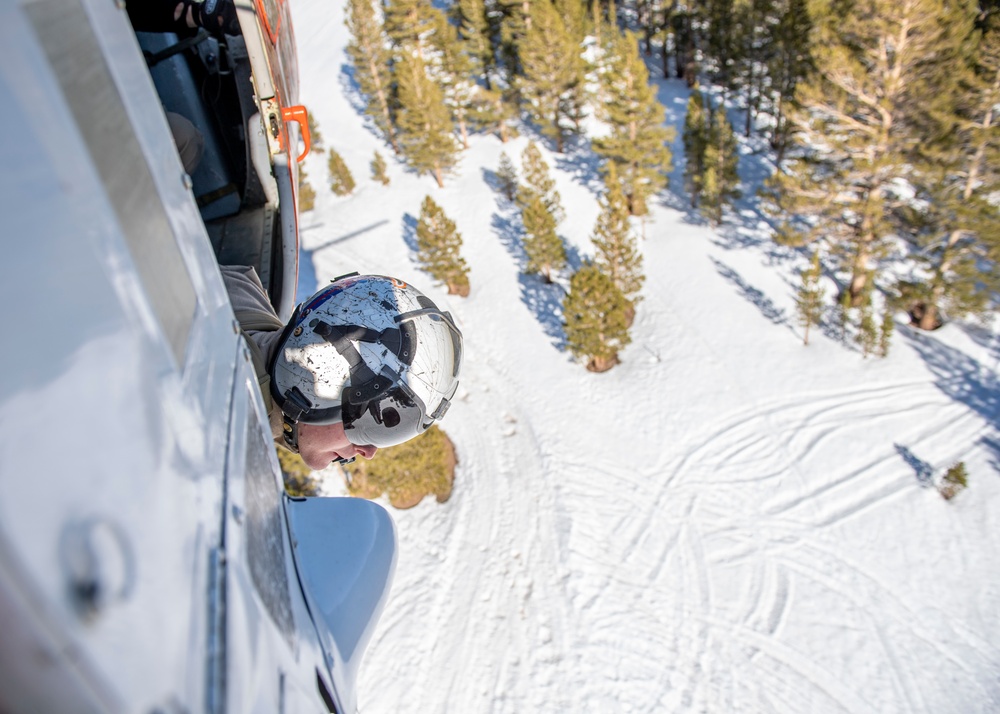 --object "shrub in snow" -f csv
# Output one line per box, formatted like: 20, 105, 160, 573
939, 462, 968, 501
